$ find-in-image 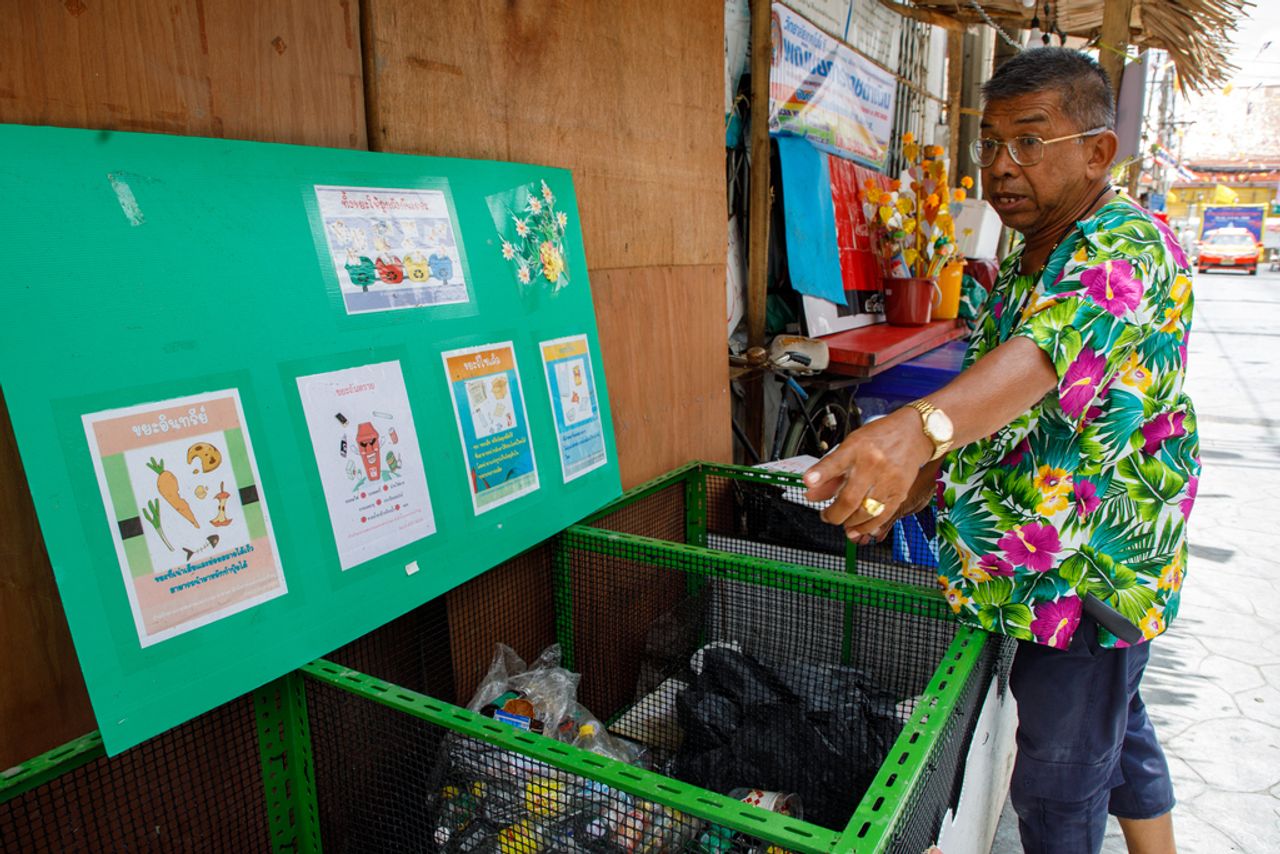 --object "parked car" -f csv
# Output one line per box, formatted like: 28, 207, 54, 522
1198, 227, 1261, 275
